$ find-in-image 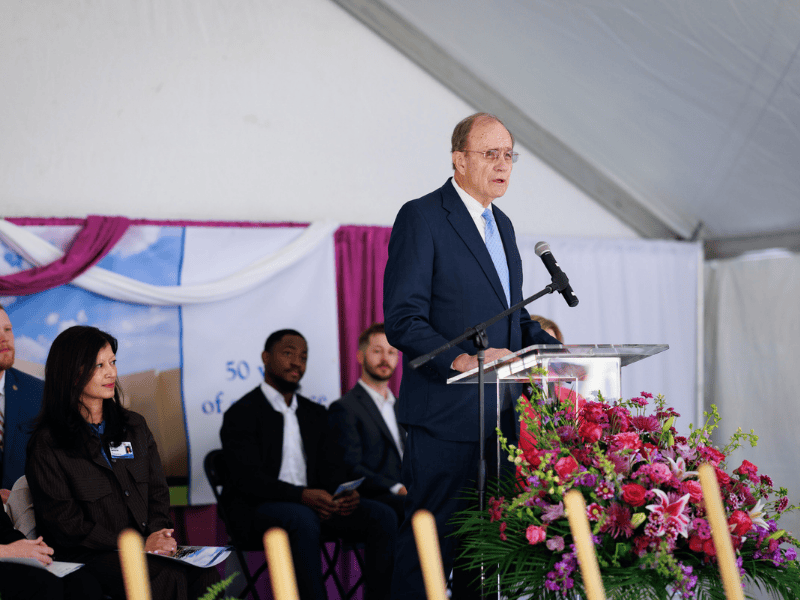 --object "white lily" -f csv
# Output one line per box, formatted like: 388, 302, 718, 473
748, 498, 769, 530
